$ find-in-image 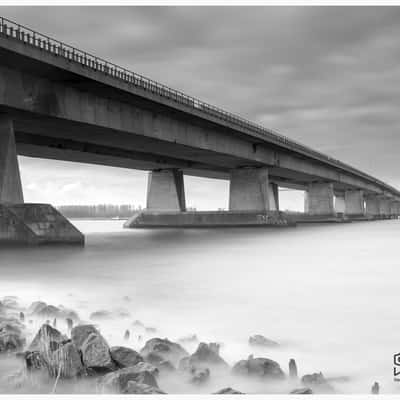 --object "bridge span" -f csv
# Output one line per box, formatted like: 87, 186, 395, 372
0, 17, 399, 244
